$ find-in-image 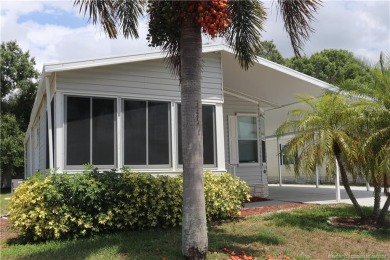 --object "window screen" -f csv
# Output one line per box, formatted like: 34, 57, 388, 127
124, 100, 170, 166
177, 104, 215, 165
124, 100, 147, 165
148, 102, 169, 165
67, 97, 90, 165
66, 96, 116, 167
92, 98, 115, 165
